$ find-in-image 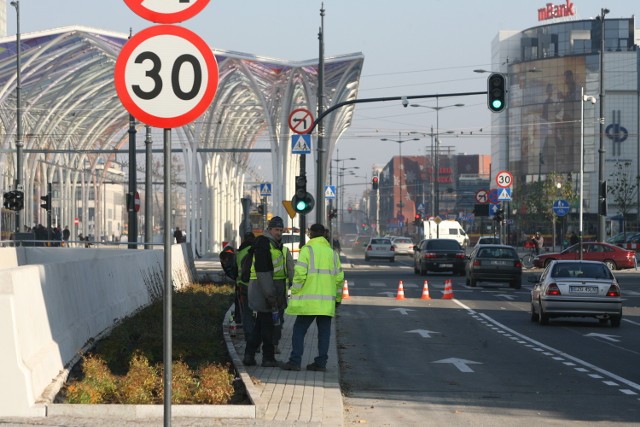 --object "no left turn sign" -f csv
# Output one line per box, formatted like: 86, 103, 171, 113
124, 0, 211, 24
288, 108, 314, 134
115, 25, 219, 128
